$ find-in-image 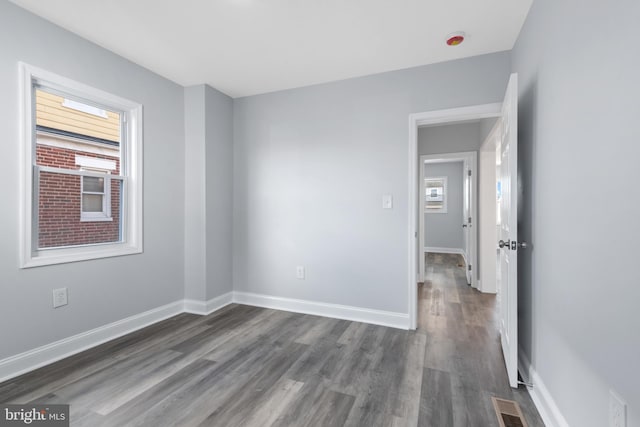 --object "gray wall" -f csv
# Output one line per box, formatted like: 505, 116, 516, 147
204, 85, 234, 299
184, 84, 234, 302
184, 86, 207, 301
0, 1, 185, 359
423, 162, 463, 250
512, 0, 640, 425
233, 52, 511, 314
418, 122, 481, 155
